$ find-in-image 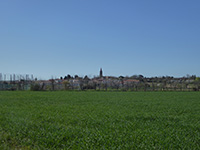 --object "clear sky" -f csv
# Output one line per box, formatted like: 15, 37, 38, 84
0, 0, 200, 79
